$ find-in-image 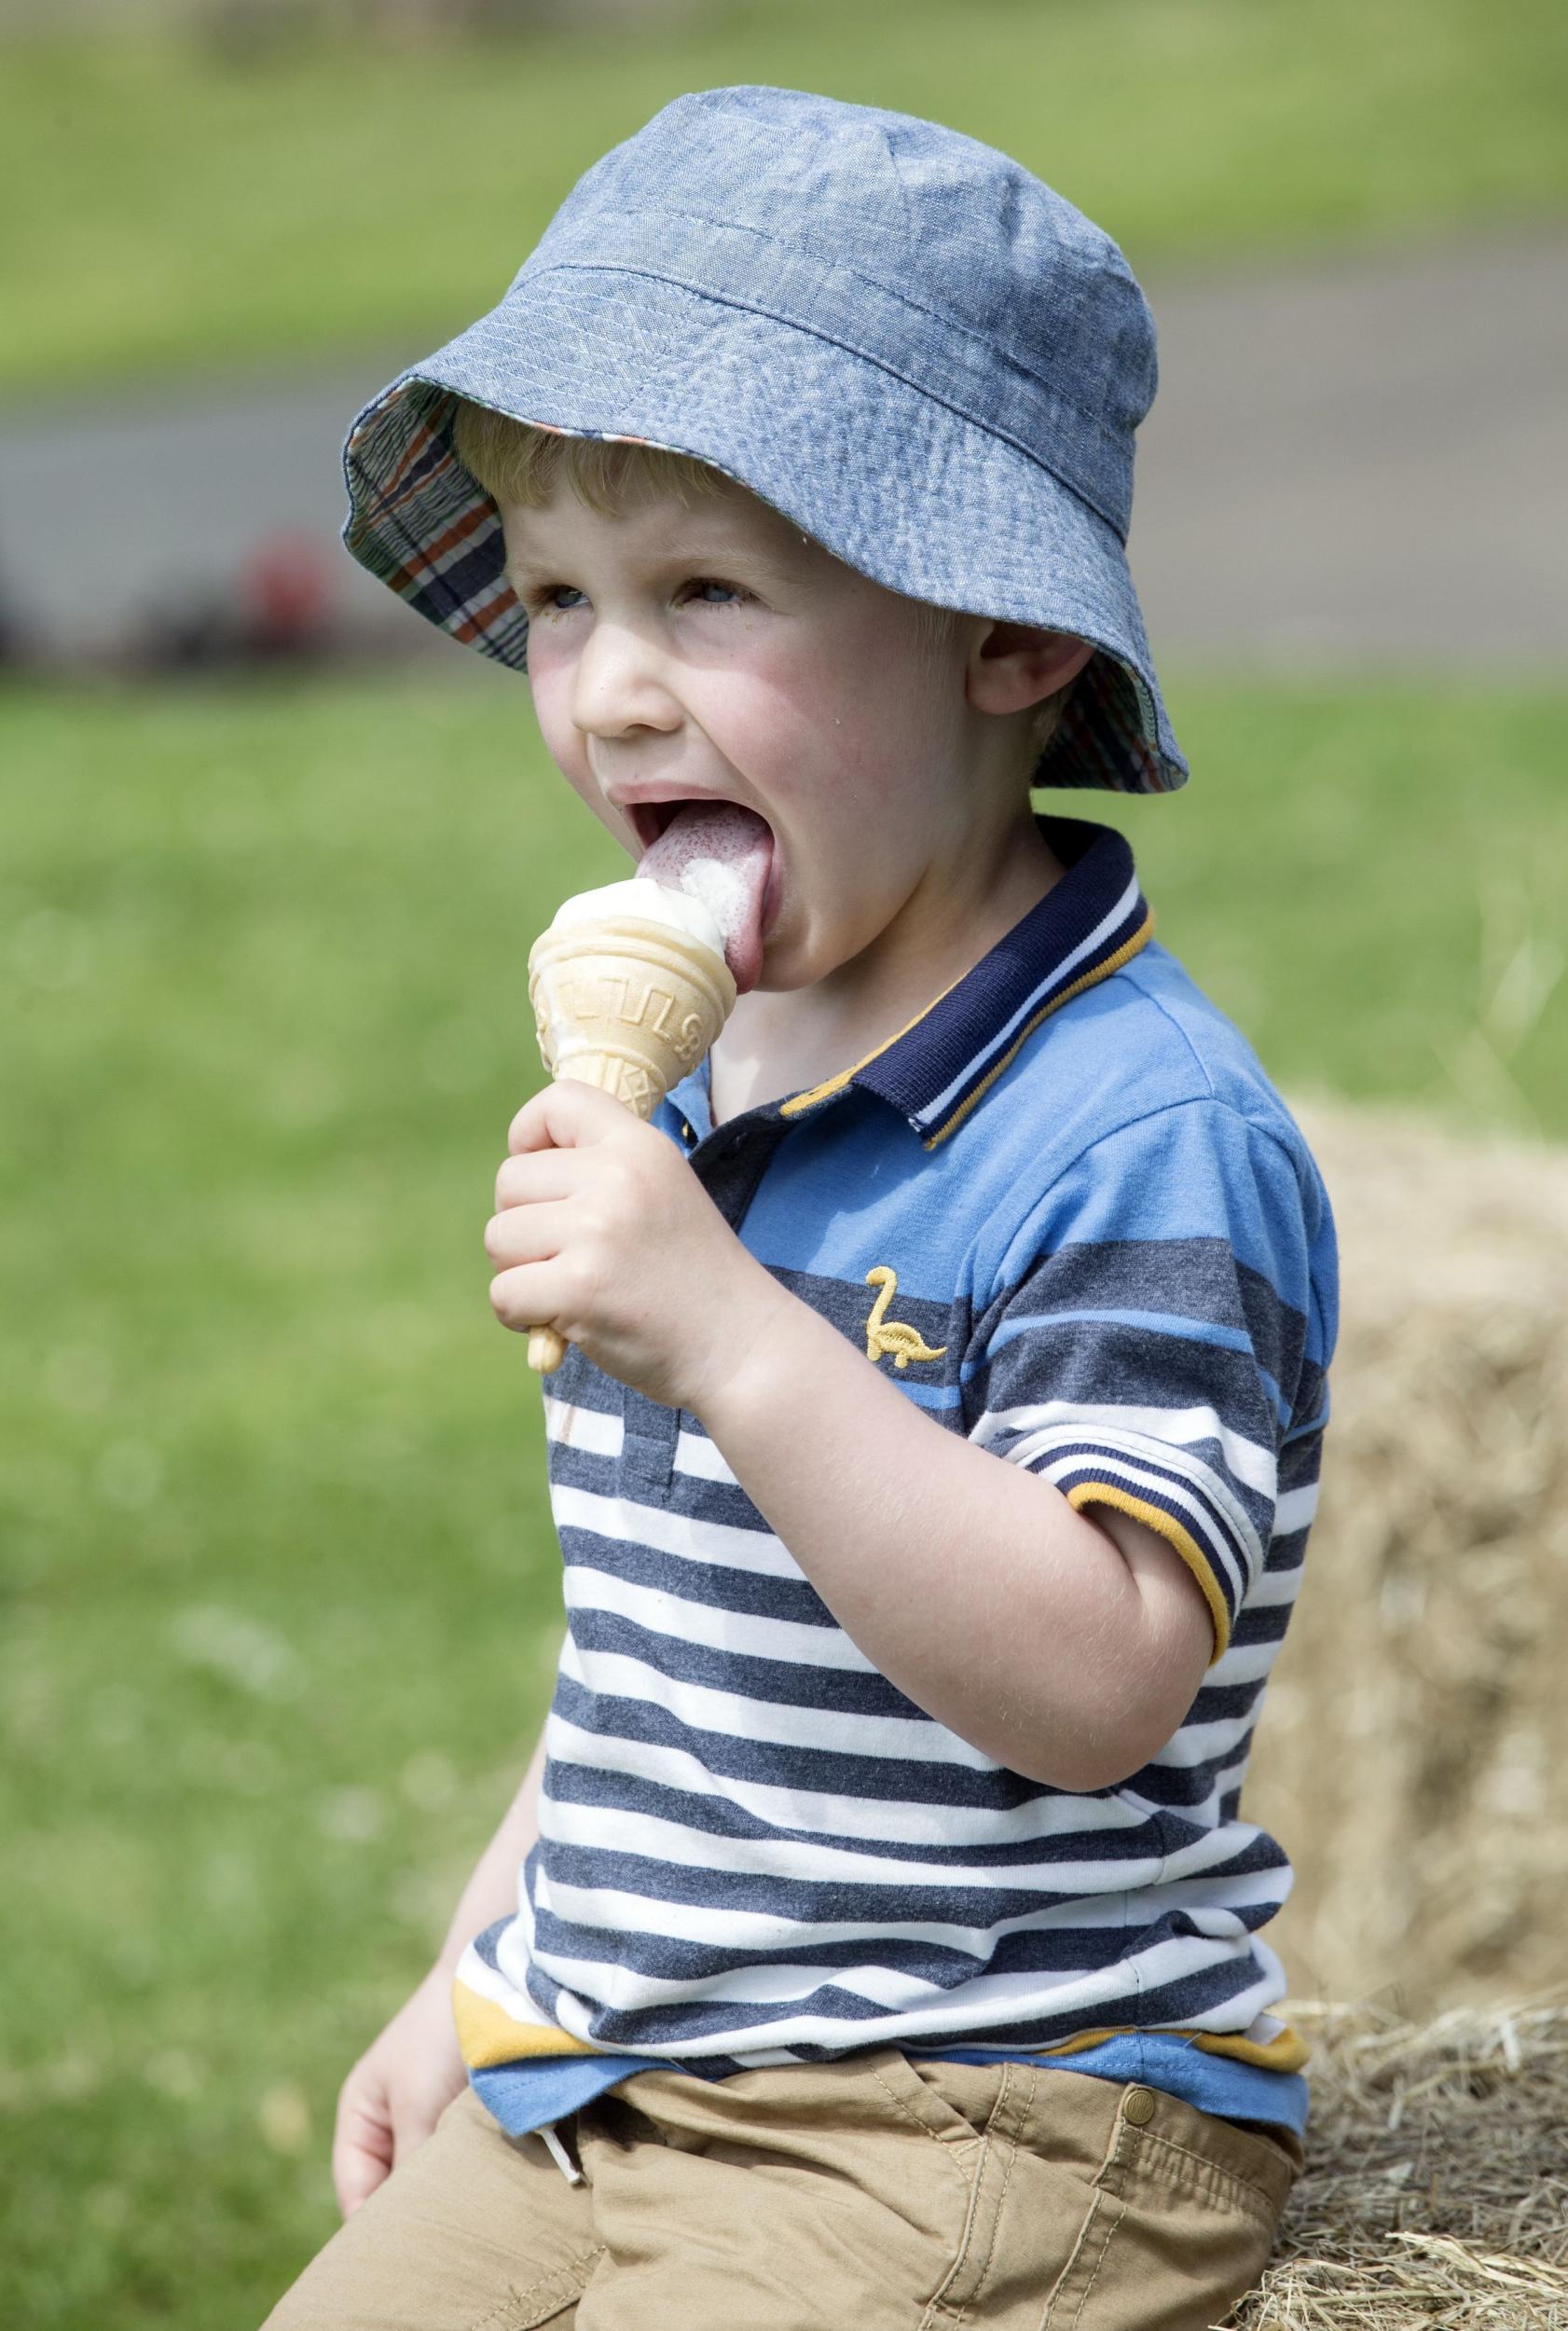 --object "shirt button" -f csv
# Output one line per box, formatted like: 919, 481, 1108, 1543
1121, 2086, 1156, 2127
